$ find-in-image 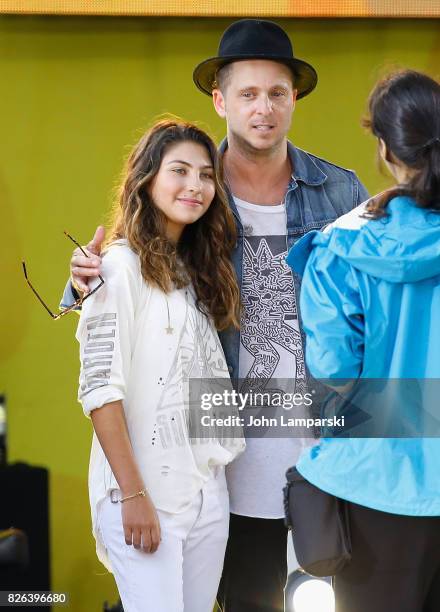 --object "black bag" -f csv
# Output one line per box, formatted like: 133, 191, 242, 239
283, 467, 352, 577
